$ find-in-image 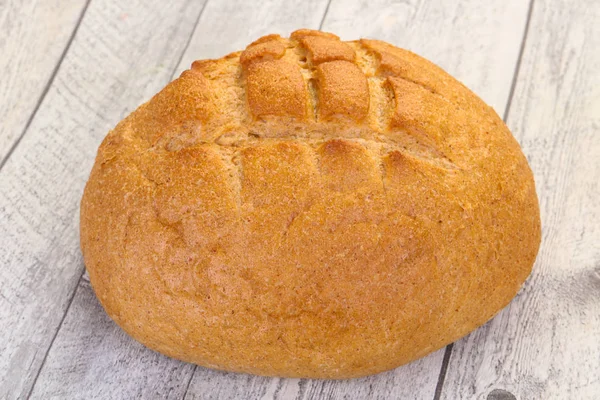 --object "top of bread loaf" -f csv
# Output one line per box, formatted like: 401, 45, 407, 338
80, 30, 541, 379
